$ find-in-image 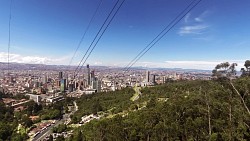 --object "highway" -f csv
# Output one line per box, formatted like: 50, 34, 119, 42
32, 118, 64, 141
32, 101, 78, 141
